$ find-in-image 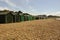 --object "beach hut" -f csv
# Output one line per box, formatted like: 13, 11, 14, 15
36, 15, 47, 19
17, 11, 24, 22
23, 13, 30, 21
19, 13, 24, 21
15, 12, 20, 22
11, 12, 16, 22
28, 15, 33, 21
32, 16, 36, 20
0, 11, 13, 23
12, 12, 20, 22
23, 13, 35, 21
